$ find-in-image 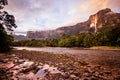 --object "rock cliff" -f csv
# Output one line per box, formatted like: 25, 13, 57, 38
26, 8, 120, 39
